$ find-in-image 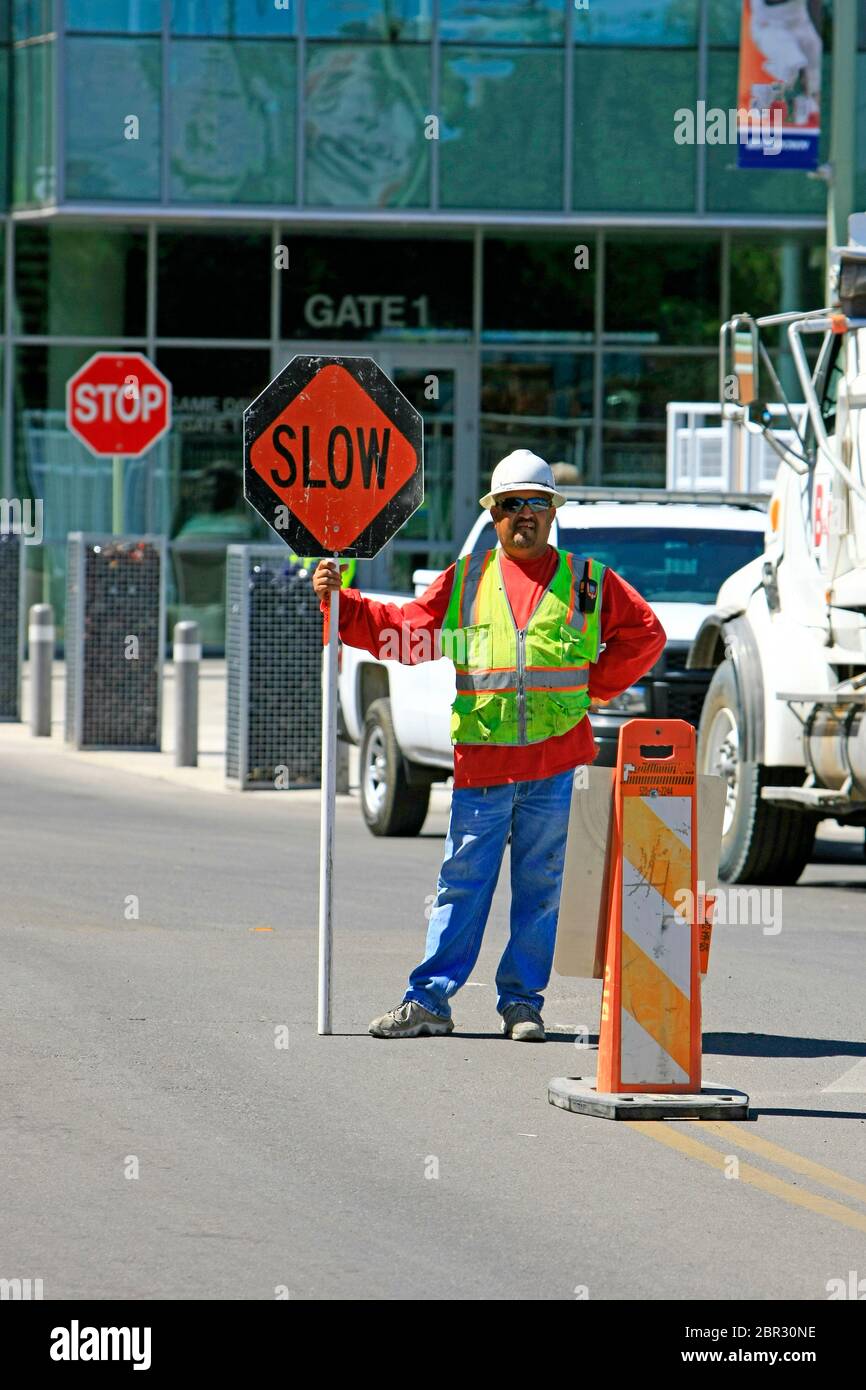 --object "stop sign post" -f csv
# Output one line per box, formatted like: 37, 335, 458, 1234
243, 356, 423, 1034
66, 353, 172, 534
